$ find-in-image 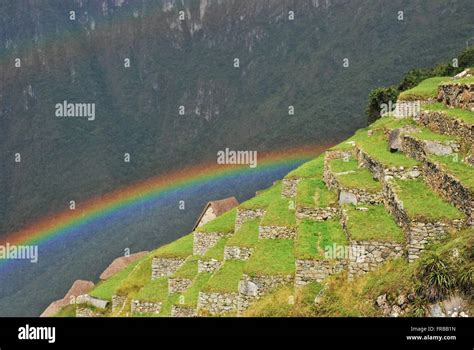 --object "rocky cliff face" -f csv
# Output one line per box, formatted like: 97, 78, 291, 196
0, 0, 473, 235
